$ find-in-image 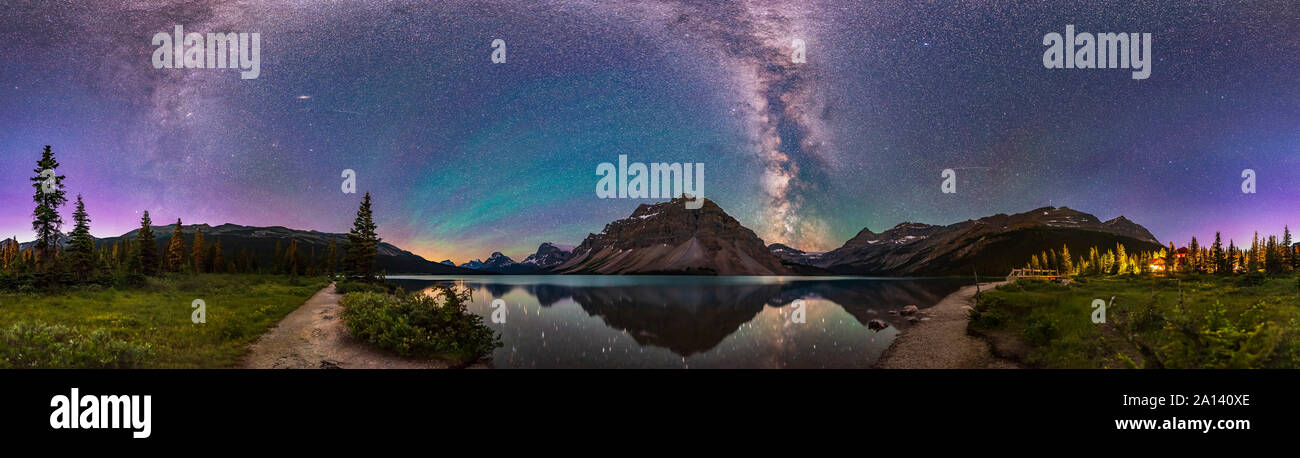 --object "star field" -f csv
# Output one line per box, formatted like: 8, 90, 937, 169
0, 0, 1296, 262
